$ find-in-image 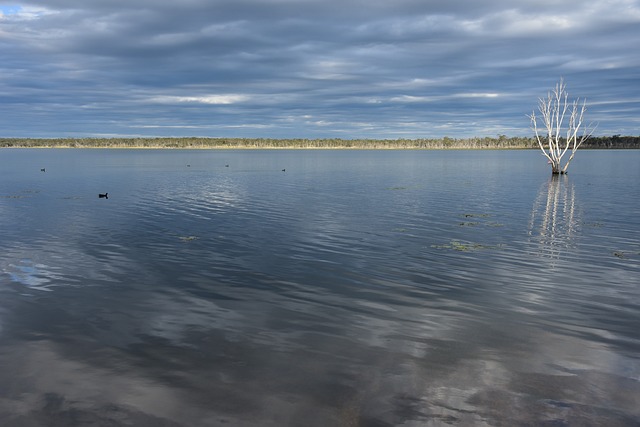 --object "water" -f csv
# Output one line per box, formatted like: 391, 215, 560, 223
0, 149, 639, 426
